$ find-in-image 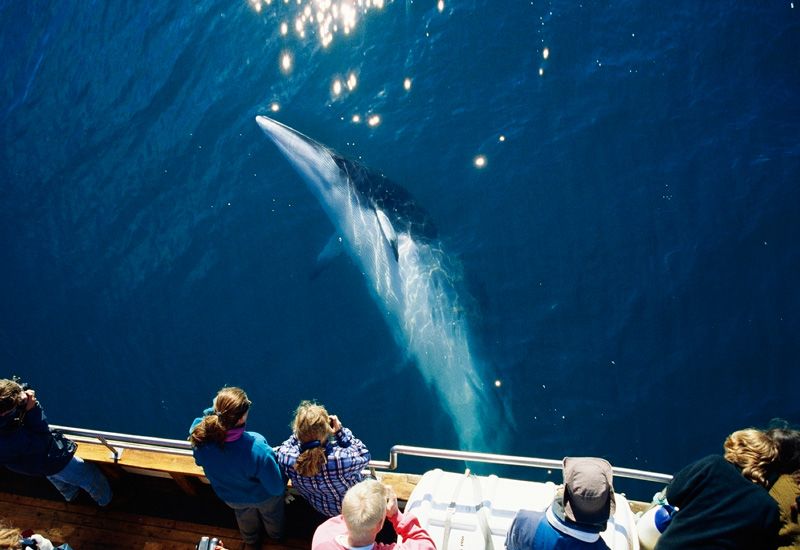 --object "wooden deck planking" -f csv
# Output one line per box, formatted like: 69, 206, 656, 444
0, 490, 310, 549
0, 464, 320, 550
1, 491, 240, 548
